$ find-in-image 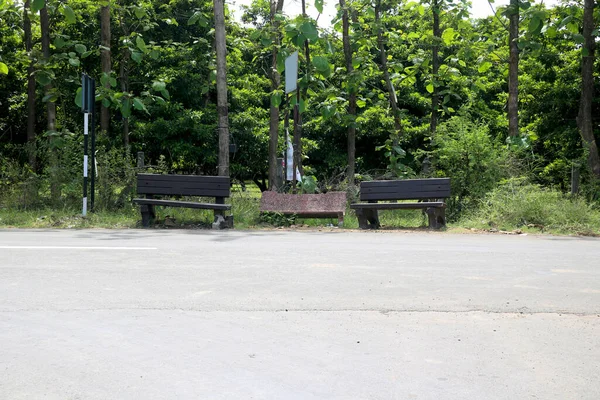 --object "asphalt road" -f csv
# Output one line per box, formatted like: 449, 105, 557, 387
0, 229, 599, 399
